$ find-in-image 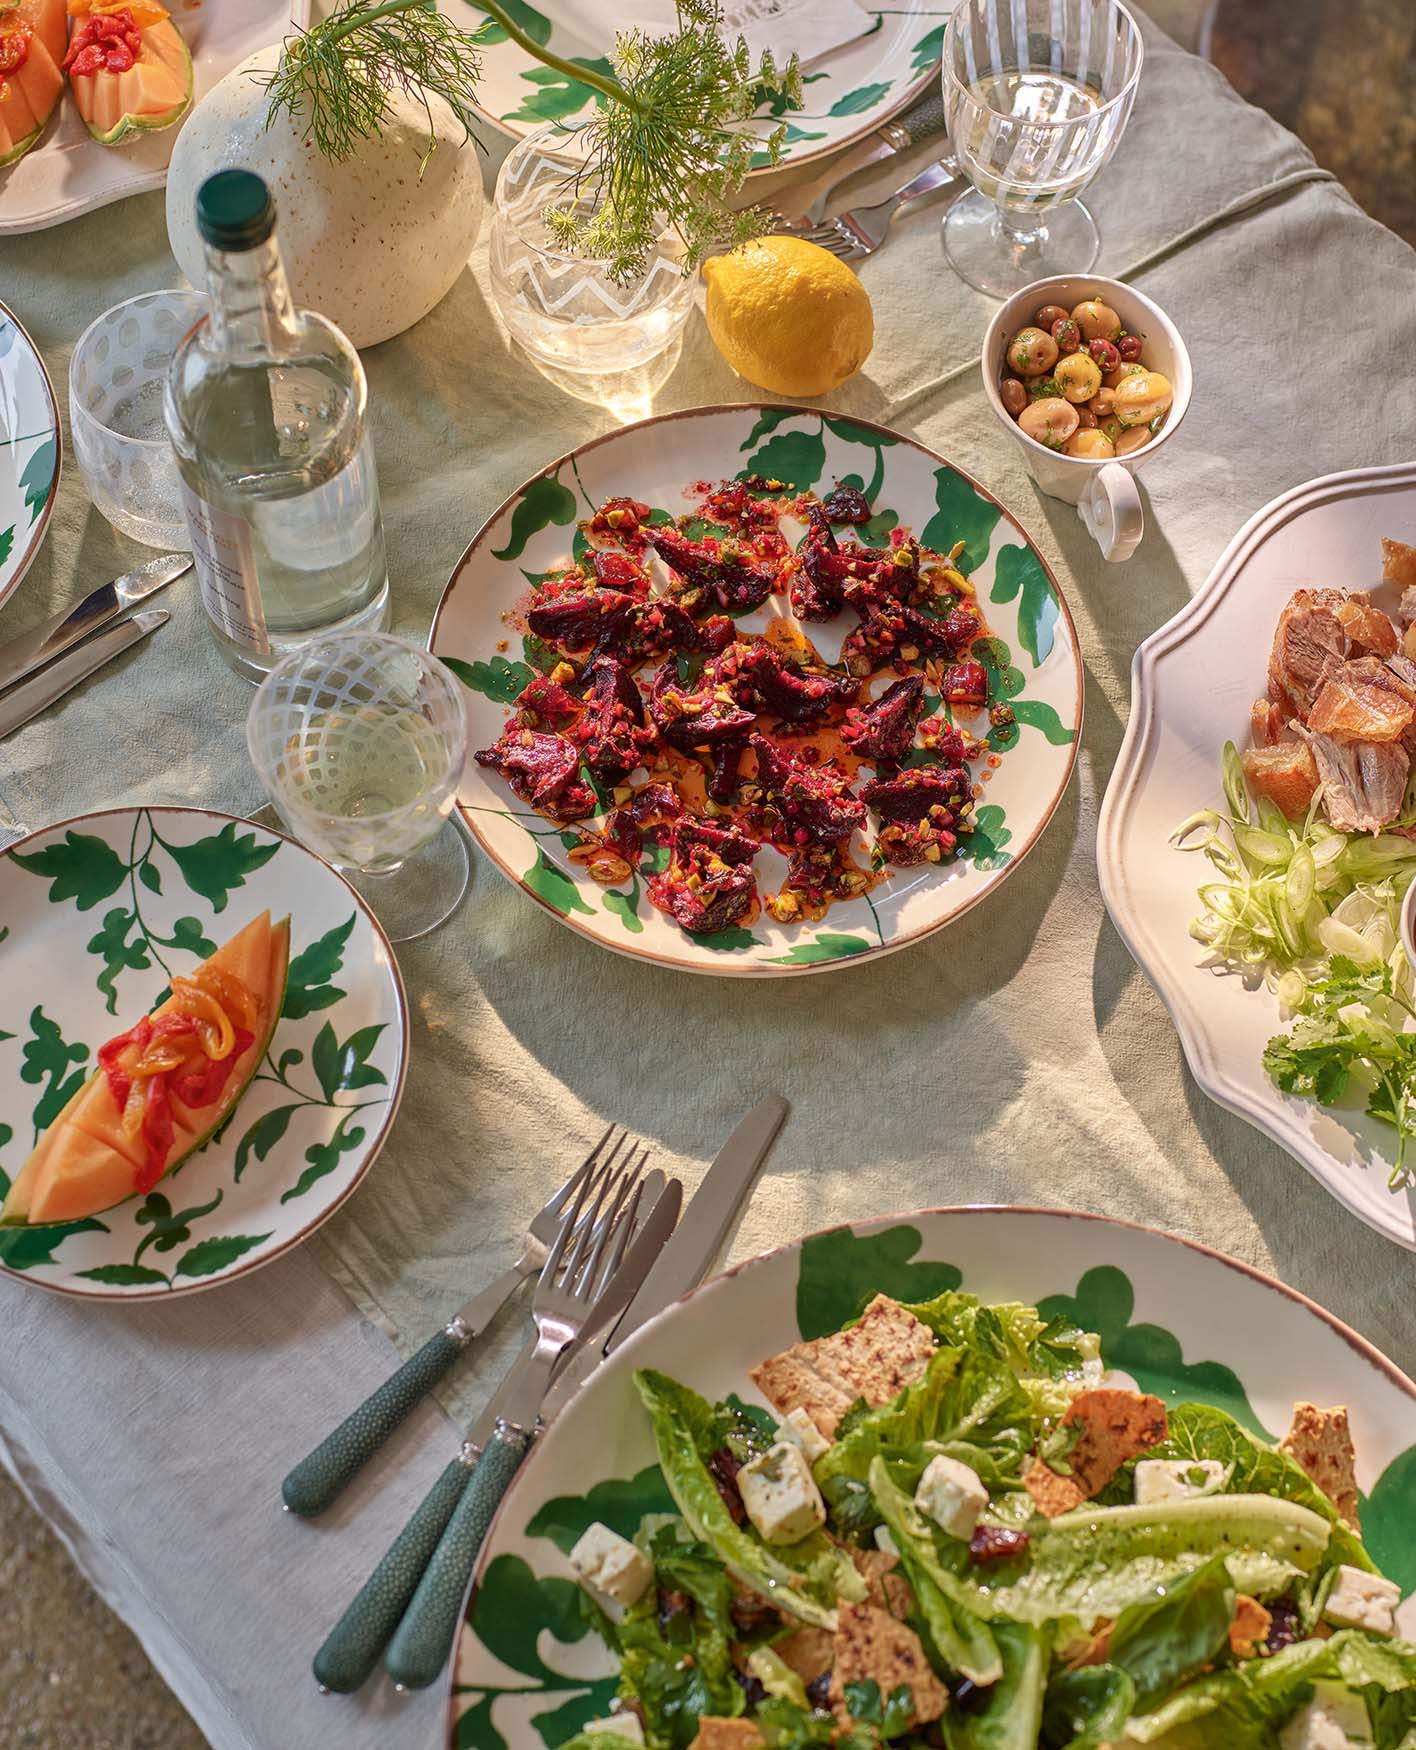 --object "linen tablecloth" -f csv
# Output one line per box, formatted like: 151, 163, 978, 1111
3, 10, 1416, 1747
